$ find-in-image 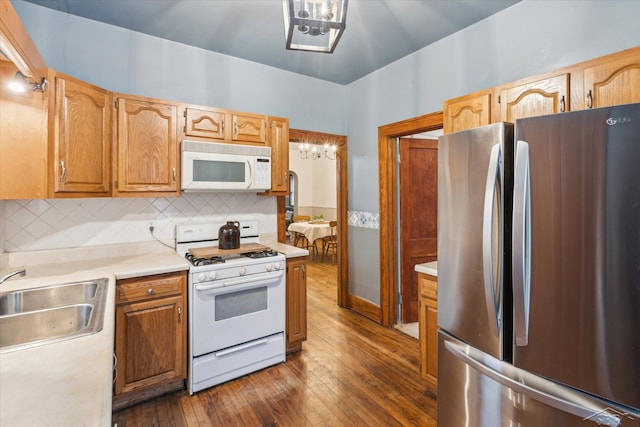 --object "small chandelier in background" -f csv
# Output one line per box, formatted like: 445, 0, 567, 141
282, 0, 348, 53
299, 143, 337, 160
